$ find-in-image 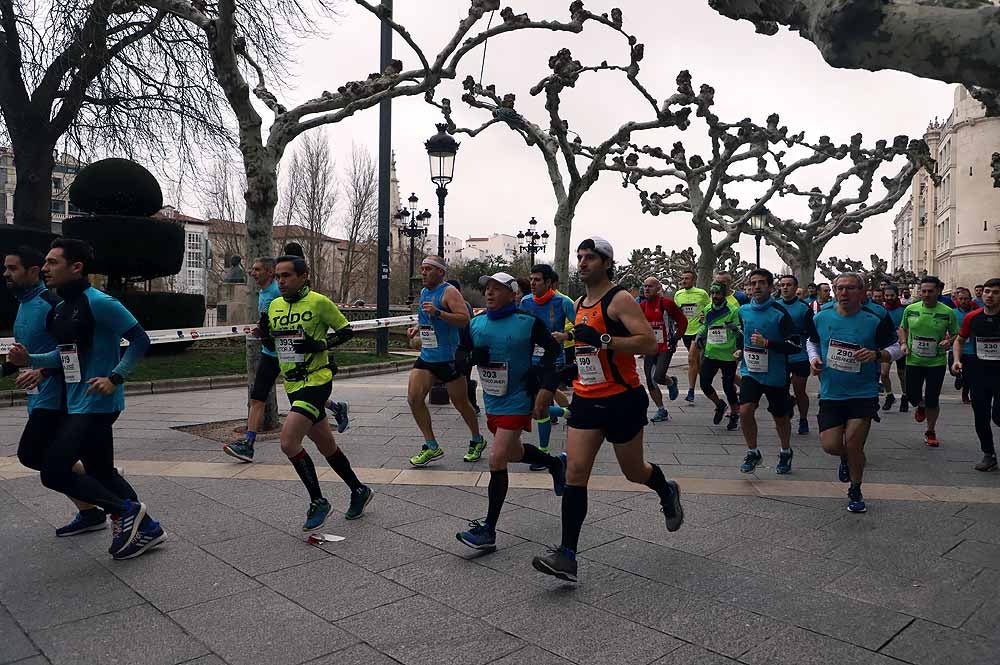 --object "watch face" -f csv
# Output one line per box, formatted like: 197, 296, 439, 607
601, 334, 612, 344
